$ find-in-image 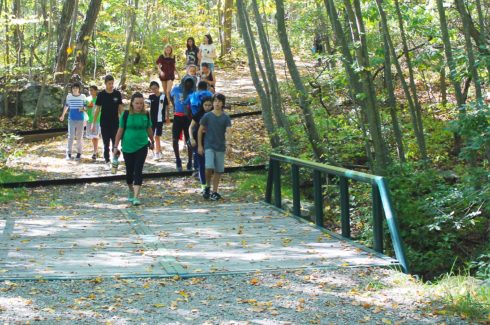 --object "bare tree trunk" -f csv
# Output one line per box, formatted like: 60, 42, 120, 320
12, 0, 23, 66
251, 0, 294, 146
393, 0, 426, 153
275, 0, 327, 161
119, 0, 138, 88
33, 0, 54, 128
382, 29, 405, 162
54, 0, 78, 82
455, 0, 483, 103
72, 0, 102, 76
223, 0, 233, 54
376, 0, 428, 161
217, 0, 225, 57
236, 0, 279, 148
3, 0, 9, 67
440, 64, 447, 107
